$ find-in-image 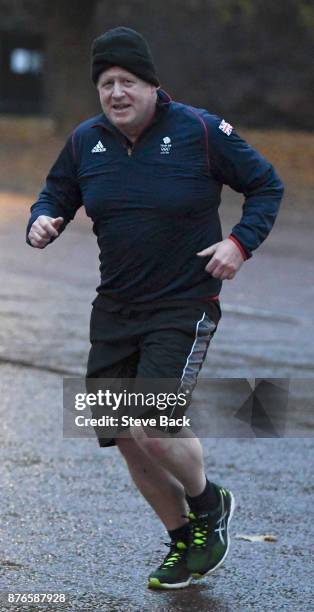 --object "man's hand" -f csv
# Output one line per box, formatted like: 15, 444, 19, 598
197, 238, 244, 280
28, 216, 64, 248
